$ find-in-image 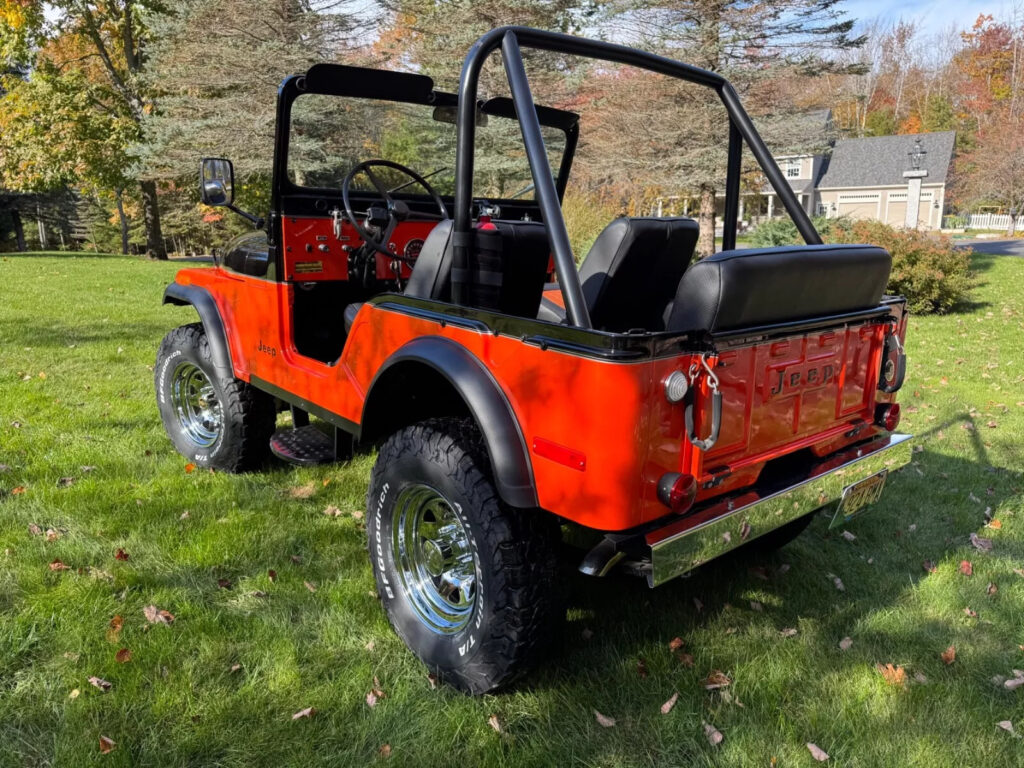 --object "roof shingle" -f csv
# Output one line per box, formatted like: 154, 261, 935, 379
817, 131, 955, 189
